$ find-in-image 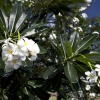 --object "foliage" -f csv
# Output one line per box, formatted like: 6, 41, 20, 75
0, 0, 100, 100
